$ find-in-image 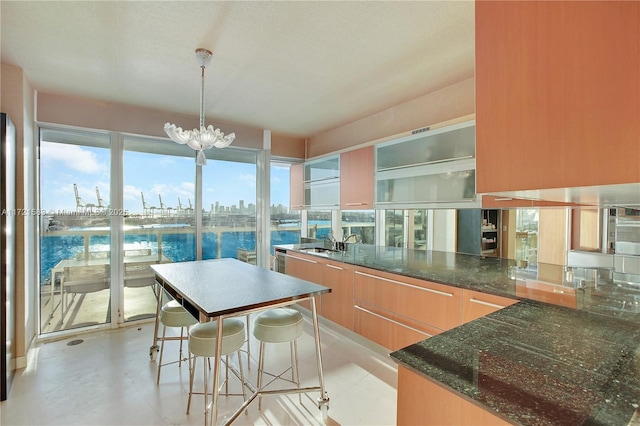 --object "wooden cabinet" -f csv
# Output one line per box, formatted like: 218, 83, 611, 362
340, 146, 374, 209
353, 266, 461, 350
476, 1, 640, 194
320, 259, 354, 330
397, 365, 509, 426
461, 289, 517, 325
285, 252, 519, 352
285, 252, 354, 325
353, 305, 434, 352
285, 251, 322, 310
289, 163, 304, 210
